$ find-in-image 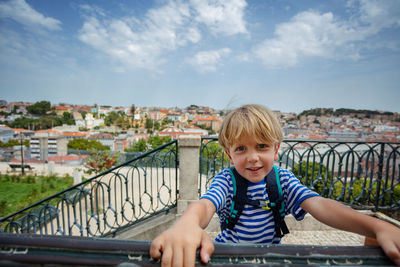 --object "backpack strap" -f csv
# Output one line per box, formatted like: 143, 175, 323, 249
221, 166, 289, 238
265, 166, 289, 238
221, 167, 248, 231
